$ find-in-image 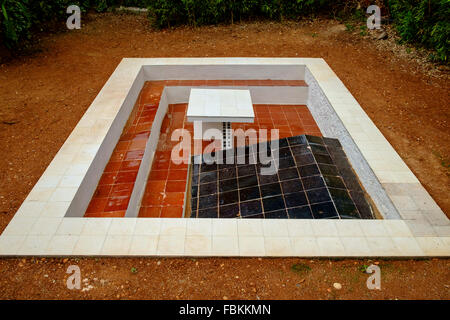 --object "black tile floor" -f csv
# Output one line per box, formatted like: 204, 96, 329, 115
189, 135, 375, 219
